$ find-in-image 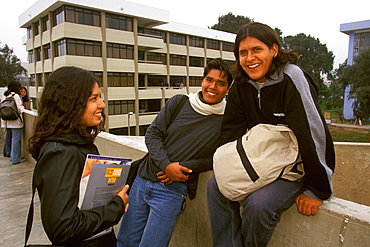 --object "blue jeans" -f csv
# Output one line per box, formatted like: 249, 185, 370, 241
117, 175, 187, 247
3, 128, 12, 157
7, 128, 23, 164
207, 176, 304, 247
